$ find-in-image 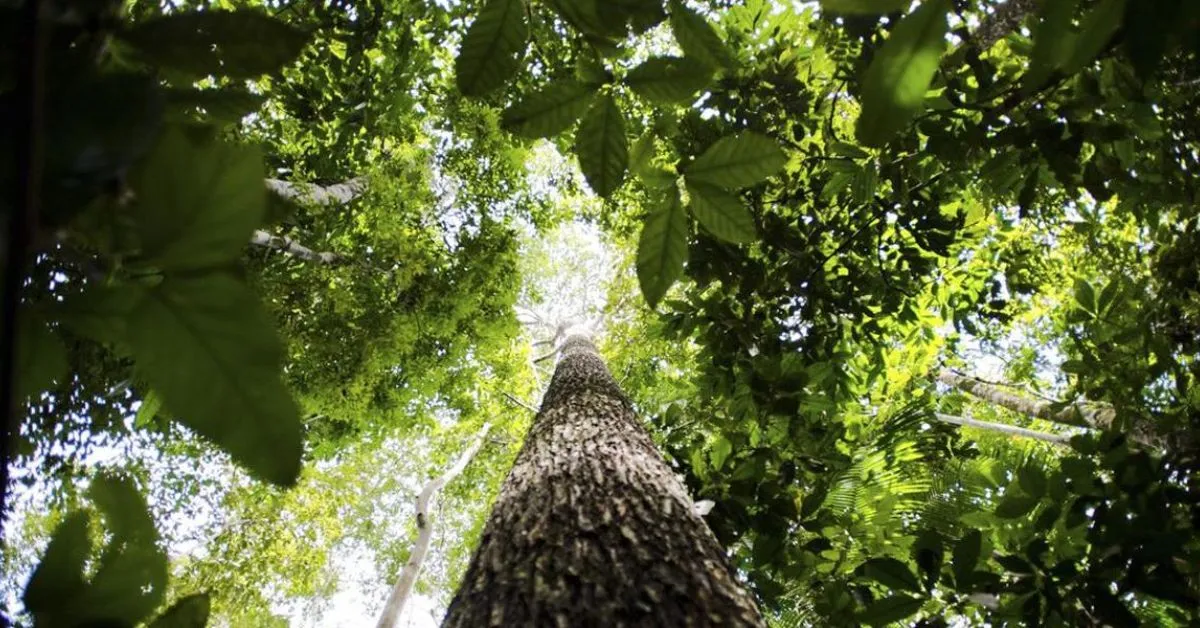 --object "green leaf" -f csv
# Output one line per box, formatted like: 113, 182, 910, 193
164, 87, 267, 123
858, 594, 924, 626
60, 284, 143, 347
710, 436, 733, 469
912, 530, 944, 589
574, 94, 628, 198
684, 132, 787, 189
82, 474, 168, 623
1063, 0, 1127, 75
119, 10, 310, 78
1018, 466, 1047, 498
128, 273, 303, 486
854, 0, 950, 147
685, 180, 756, 243
132, 128, 265, 272
149, 594, 211, 628
637, 189, 688, 308
501, 80, 598, 138
852, 163, 878, 205
861, 558, 922, 592
625, 56, 713, 104
820, 0, 910, 14
1073, 279, 1097, 313
454, 0, 528, 96
668, 0, 736, 70
952, 530, 982, 584
995, 493, 1039, 519
1024, 0, 1079, 91
17, 312, 67, 401
23, 511, 91, 612
135, 390, 164, 428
